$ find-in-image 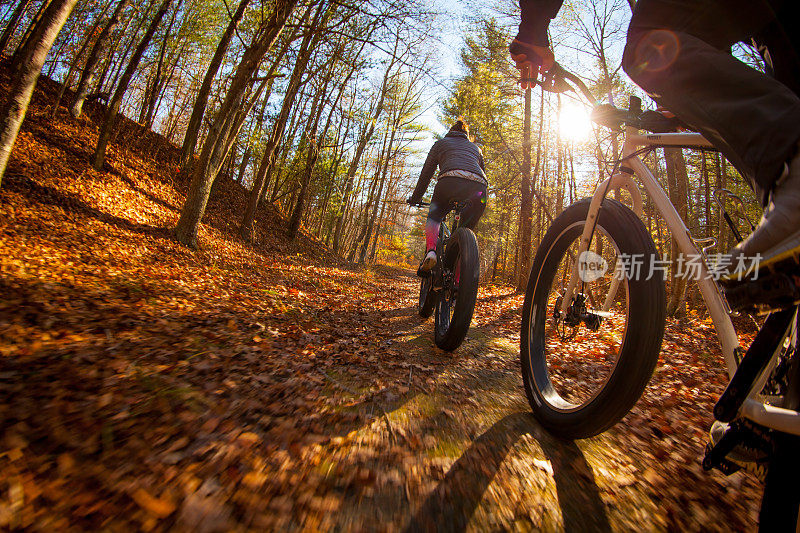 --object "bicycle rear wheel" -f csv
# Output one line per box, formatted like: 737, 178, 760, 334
521, 198, 666, 438
434, 228, 479, 351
